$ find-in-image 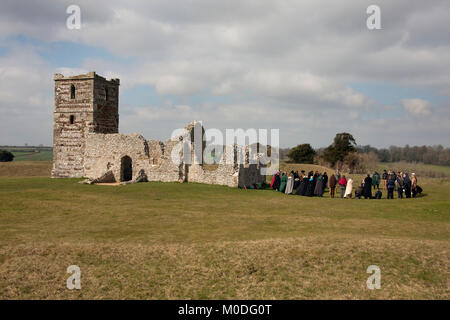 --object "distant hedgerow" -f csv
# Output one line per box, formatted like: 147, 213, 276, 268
0, 150, 14, 162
